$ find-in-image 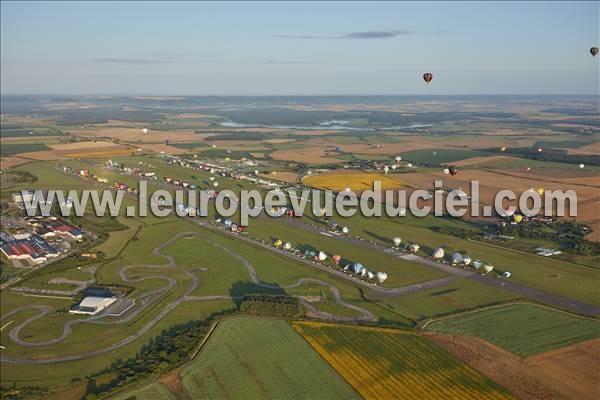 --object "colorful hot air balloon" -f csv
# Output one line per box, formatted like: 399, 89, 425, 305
423, 72, 433, 84
449, 166, 459, 176
535, 187, 545, 196
513, 214, 523, 223
332, 255, 341, 265
591, 47, 599, 57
